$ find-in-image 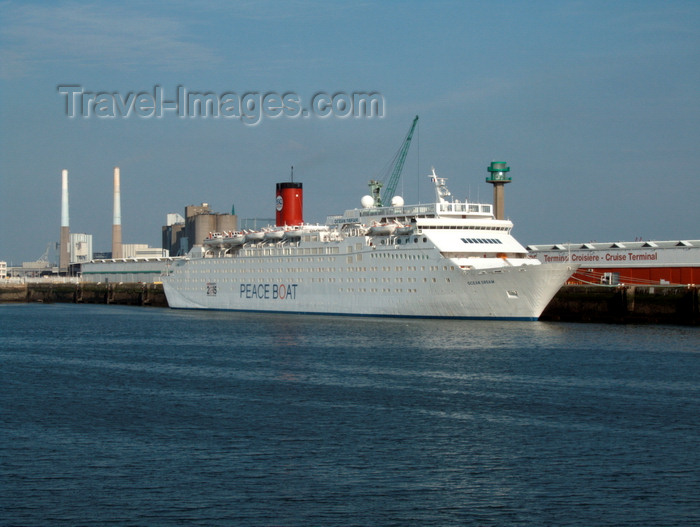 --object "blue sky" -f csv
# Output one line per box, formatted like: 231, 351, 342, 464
1, 0, 698, 264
